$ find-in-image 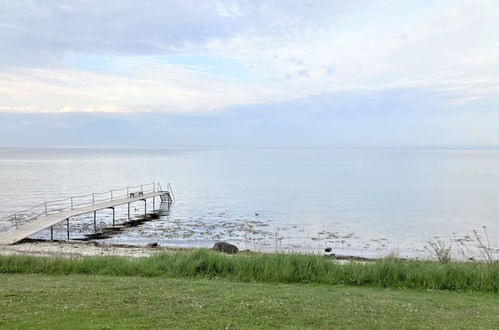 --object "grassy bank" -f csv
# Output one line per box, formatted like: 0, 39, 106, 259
1, 249, 498, 292
1, 274, 498, 329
